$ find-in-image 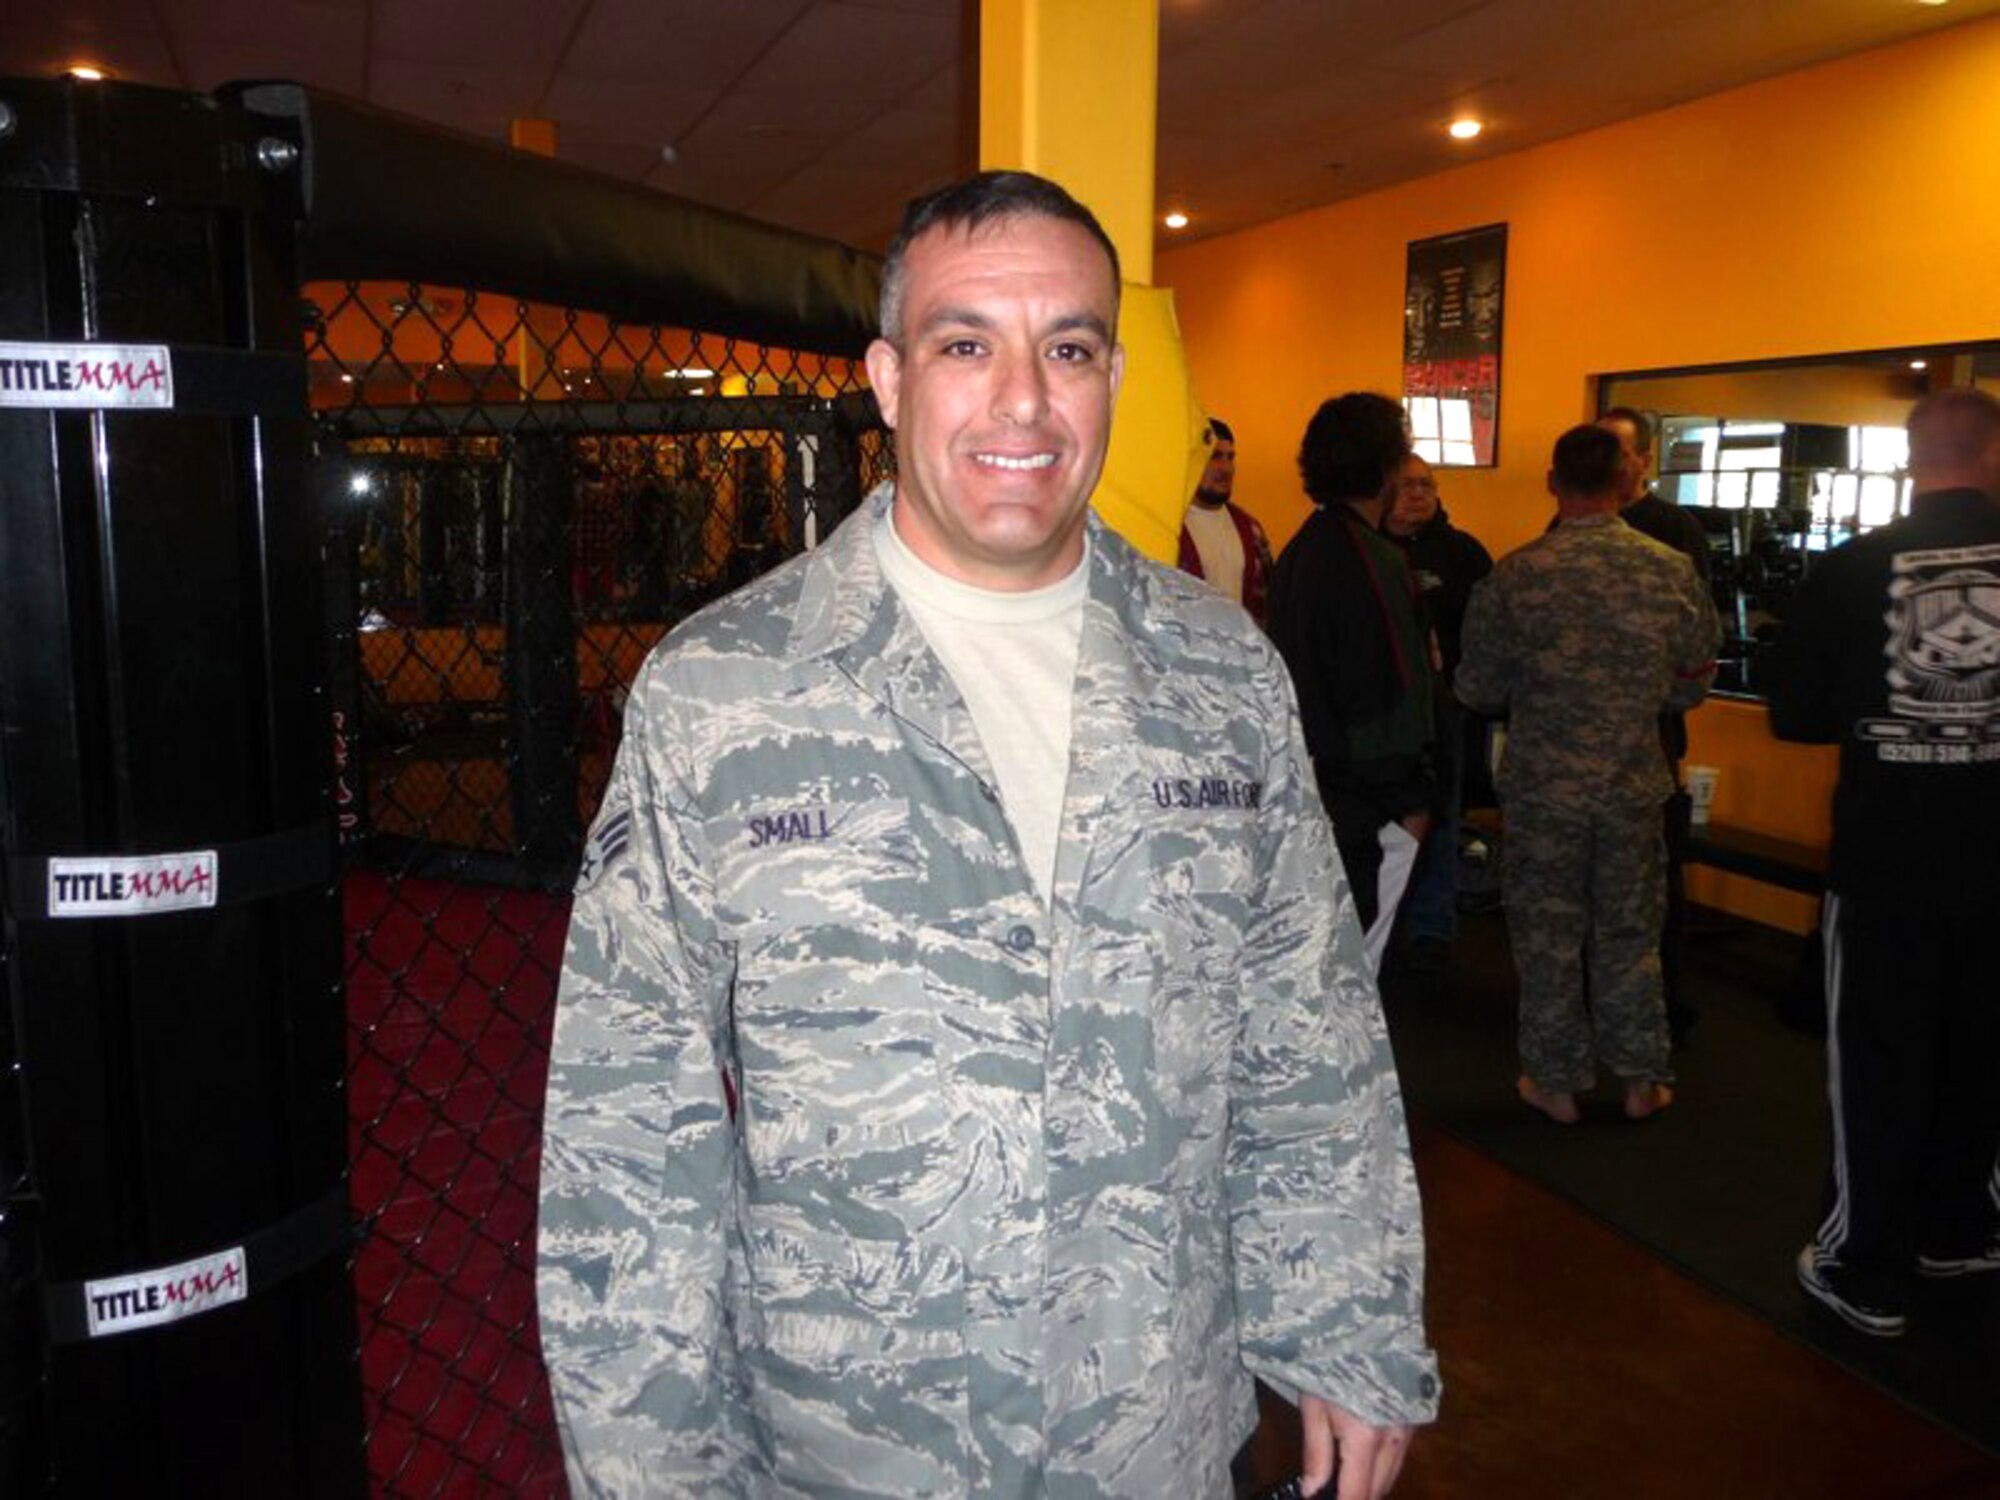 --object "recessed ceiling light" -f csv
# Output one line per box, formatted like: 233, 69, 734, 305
1448, 118, 1483, 141
1163, 211, 1190, 230
1909, 359, 1929, 370
1914, 1, 1950, 8
67, 65, 108, 81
